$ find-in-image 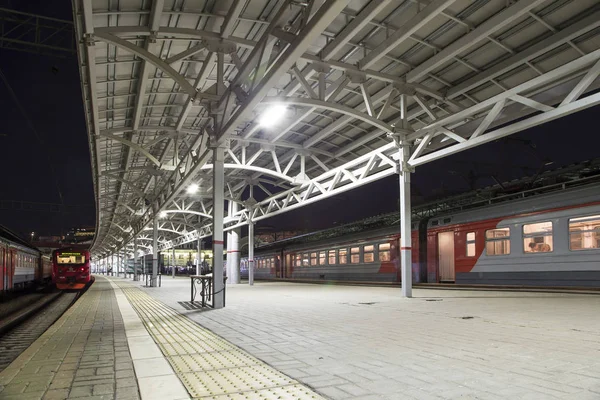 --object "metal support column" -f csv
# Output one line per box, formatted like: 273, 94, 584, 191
230, 227, 240, 284
397, 93, 412, 298
212, 144, 225, 308
133, 239, 139, 281
248, 218, 254, 286
172, 247, 176, 278
196, 237, 202, 275
226, 211, 232, 281
152, 216, 158, 287
227, 201, 240, 284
